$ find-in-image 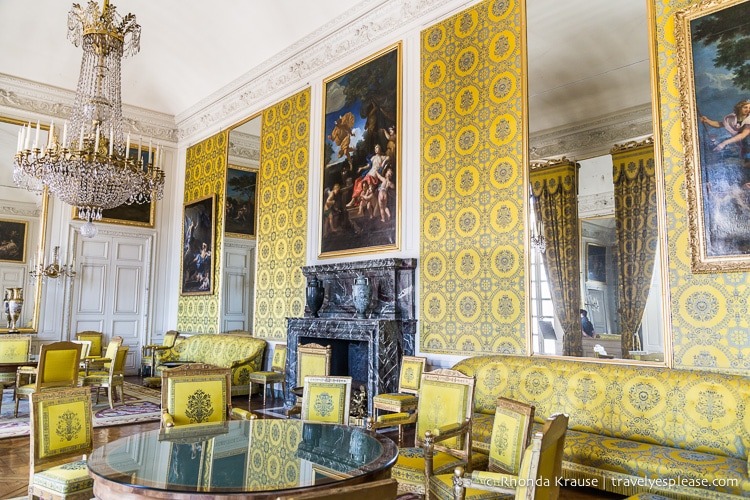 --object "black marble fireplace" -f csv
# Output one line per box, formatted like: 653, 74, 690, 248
286, 258, 417, 417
